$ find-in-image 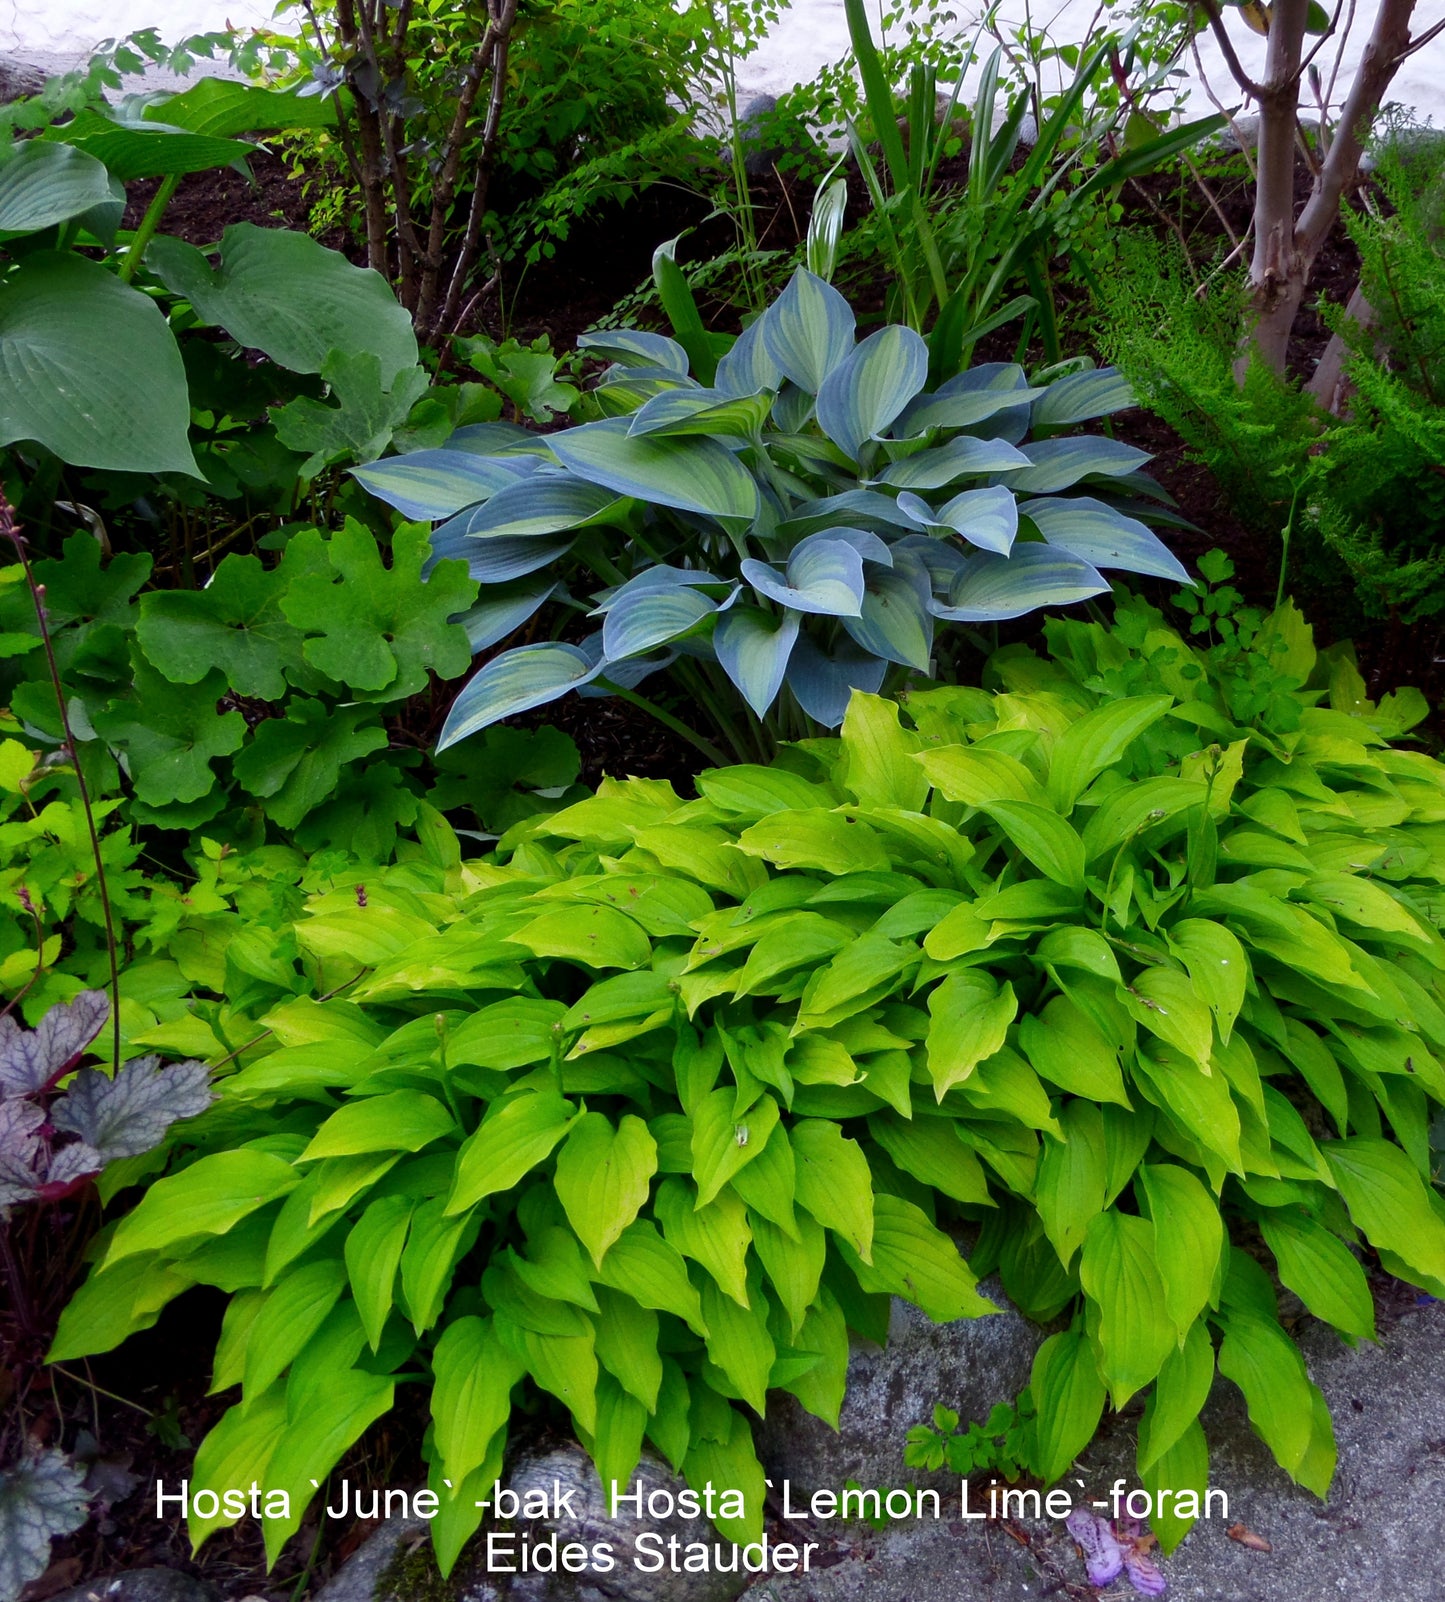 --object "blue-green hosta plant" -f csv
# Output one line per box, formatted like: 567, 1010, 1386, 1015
352, 267, 1187, 755
46, 580, 1445, 1574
